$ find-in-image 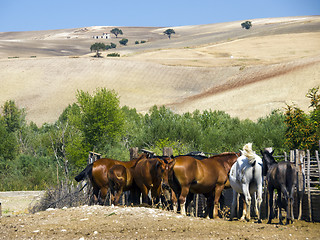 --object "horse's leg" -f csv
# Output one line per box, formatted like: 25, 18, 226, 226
185, 192, 194, 216
230, 190, 238, 220
256, 183, 263, 223
277, 191, 284, 225
141, 185, 151, 205
267, 187, 274, 224
213, 184, 225, 218
287, 185, 295, 224
179, 186, 190, 216
242, 184, 251, 221
100, 187, 110, 205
